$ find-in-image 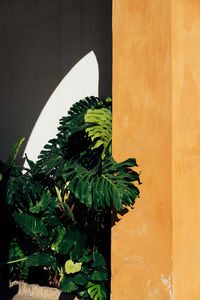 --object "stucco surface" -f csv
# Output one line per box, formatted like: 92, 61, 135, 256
112, 0, 200, 299
172, 0, 200, 299
112, 1, 172, 299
